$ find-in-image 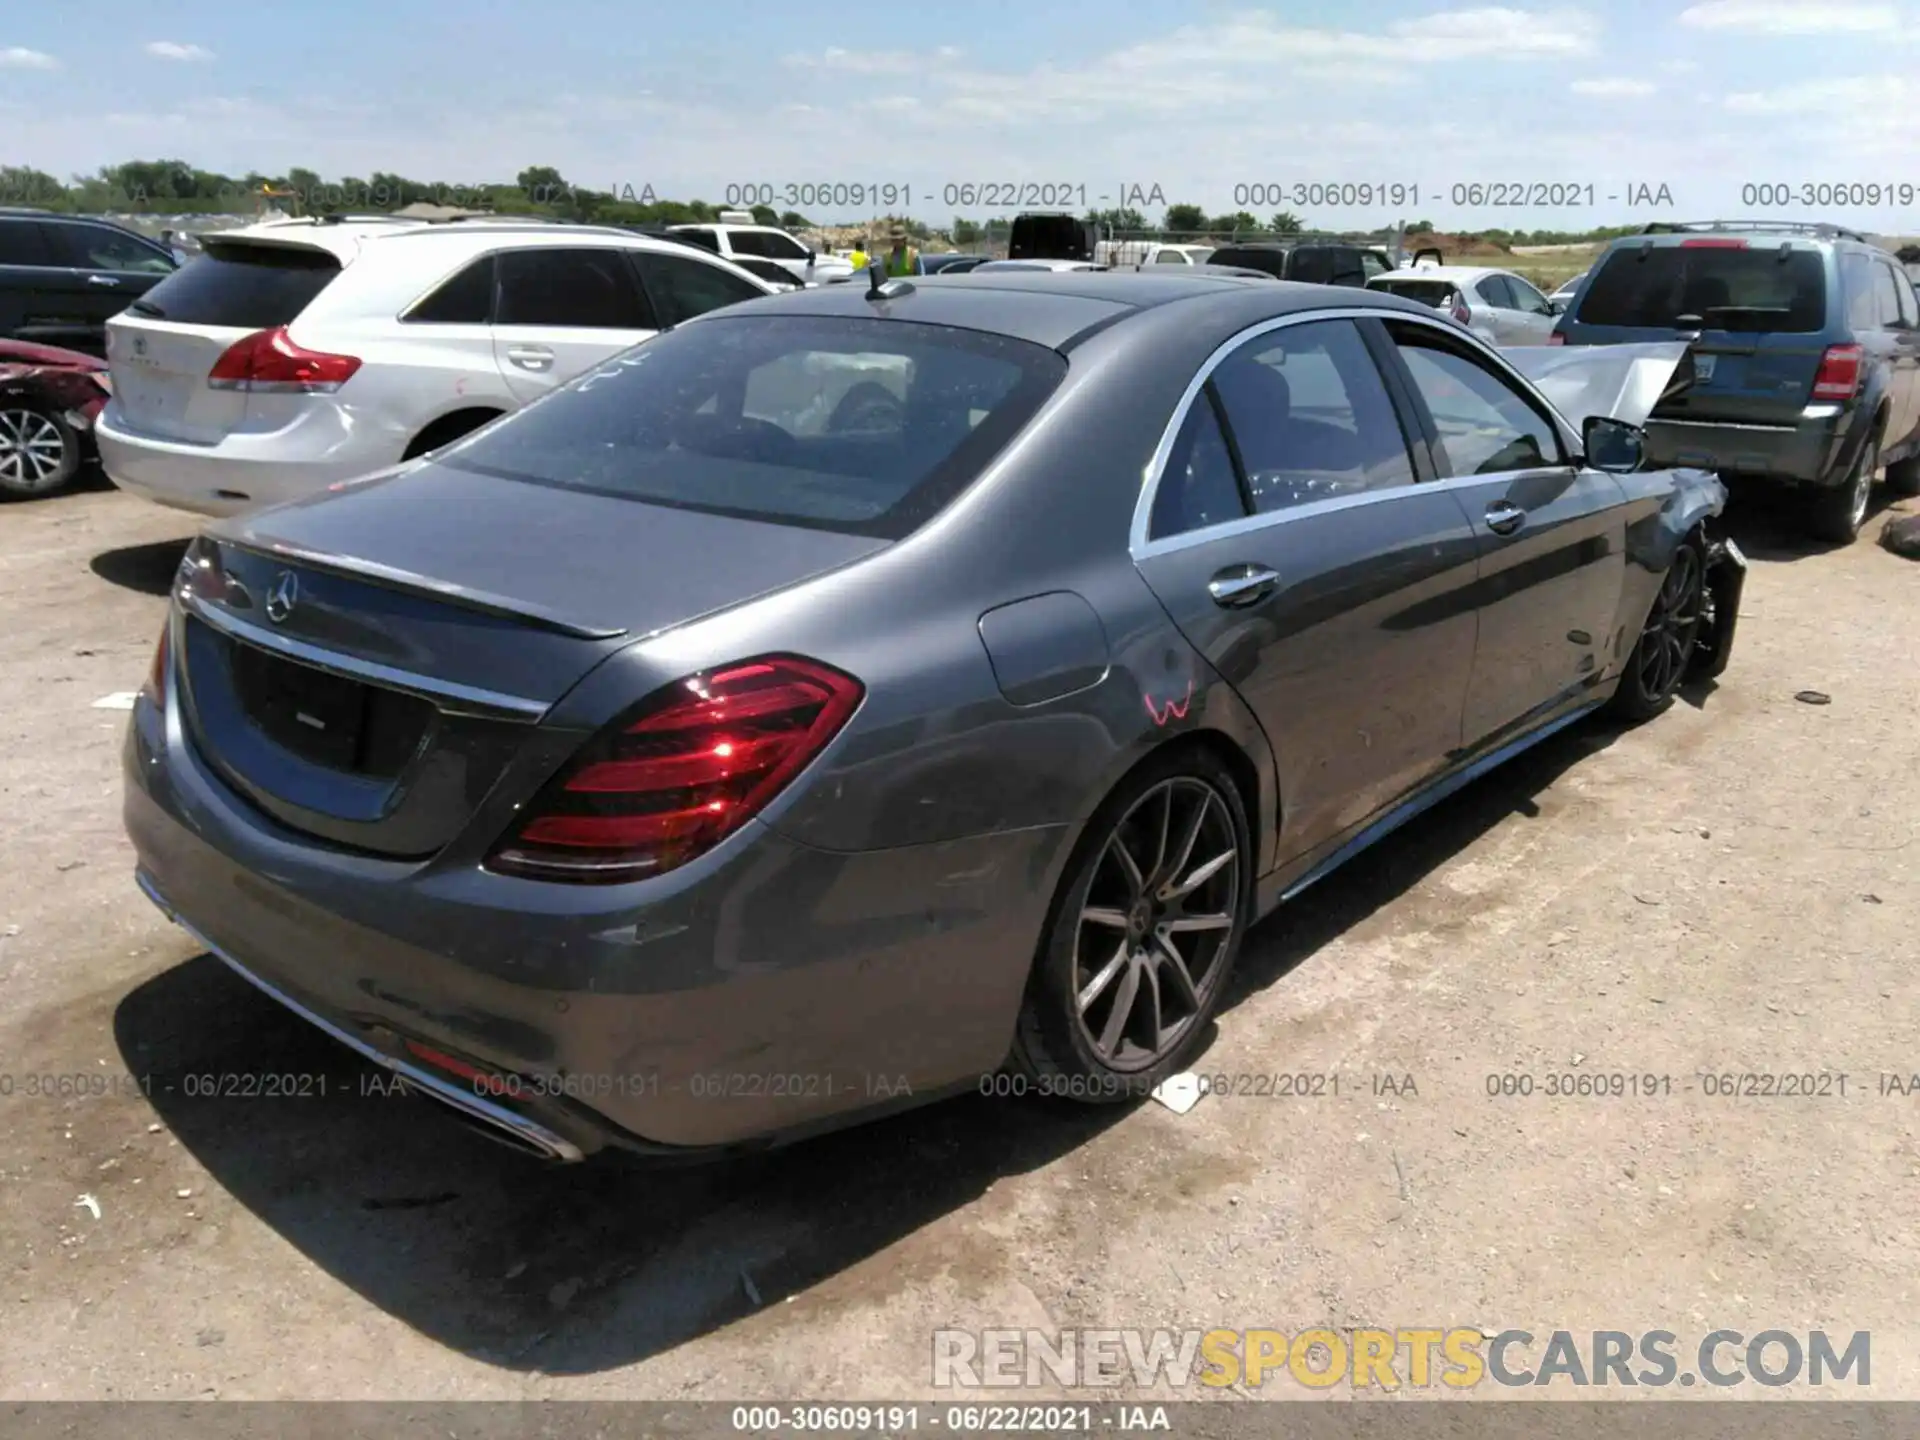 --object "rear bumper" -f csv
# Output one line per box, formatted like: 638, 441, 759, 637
122, 687, 1062, 1160
95, 403, 397, 517
1643, 406, 1851, 487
